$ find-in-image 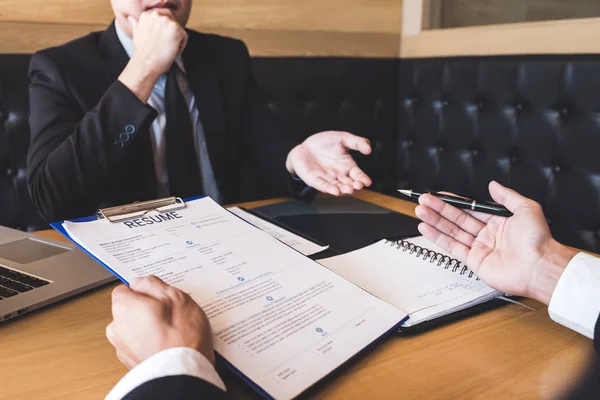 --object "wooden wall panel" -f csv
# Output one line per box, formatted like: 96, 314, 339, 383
440, 0, 600, 29
0, 0, 402, 56
0, 0, 402, 33
0, 22, 400, 57
0, 22, 105, 54
401, 17, 600, 58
